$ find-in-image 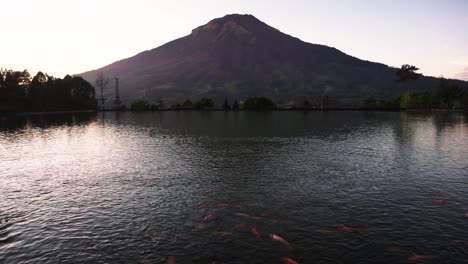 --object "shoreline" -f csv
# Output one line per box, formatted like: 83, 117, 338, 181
1, 108, 466, 117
